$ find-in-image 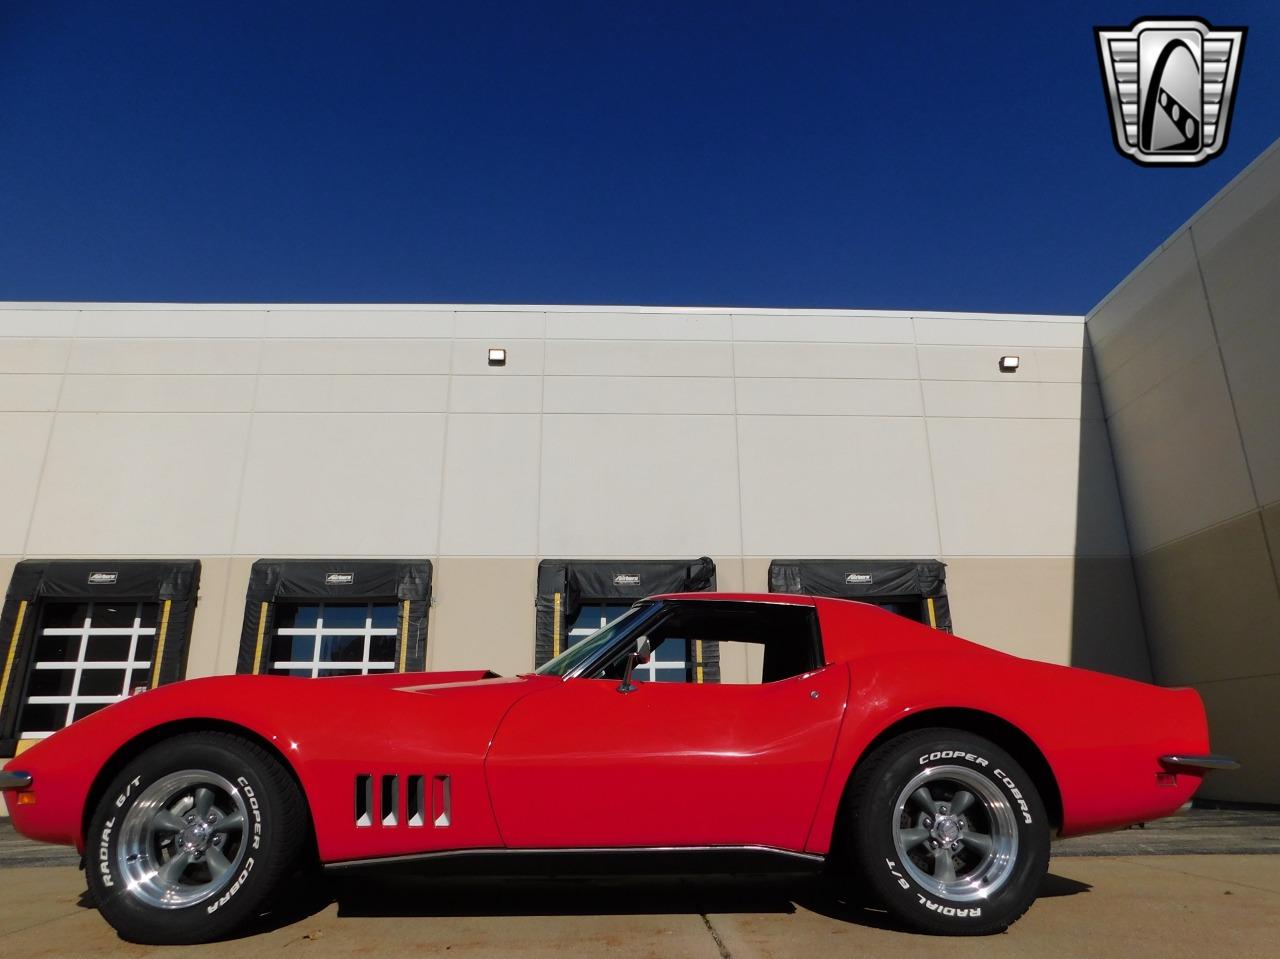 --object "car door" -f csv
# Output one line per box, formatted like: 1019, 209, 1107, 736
484, 662, 848, 850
